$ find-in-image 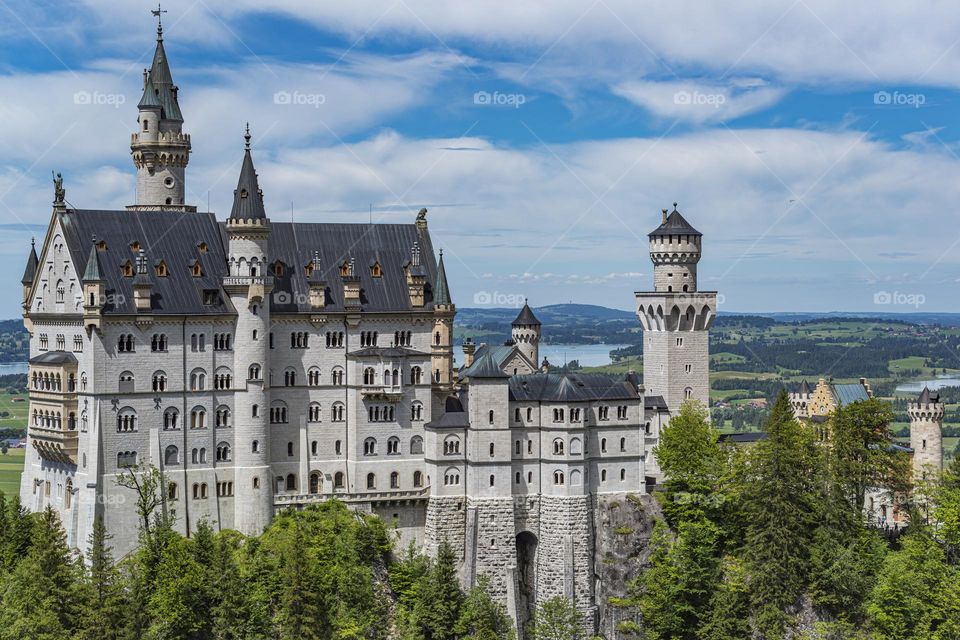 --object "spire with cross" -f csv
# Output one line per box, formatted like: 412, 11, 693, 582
151, 3, 167, 39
